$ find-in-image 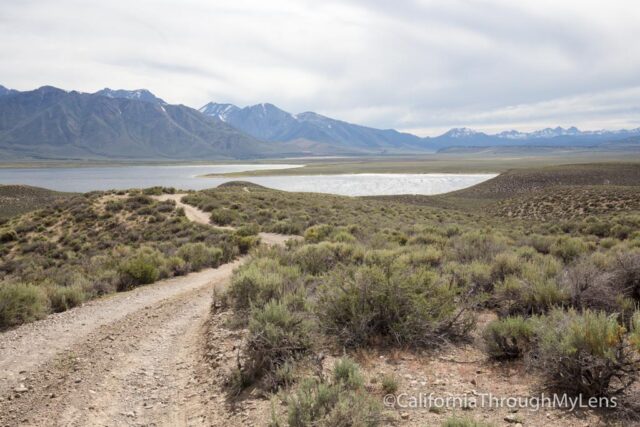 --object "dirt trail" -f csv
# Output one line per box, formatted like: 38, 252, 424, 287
0, 196, 299, 426
155, 193, 302, 246
155, 194, 232, 229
